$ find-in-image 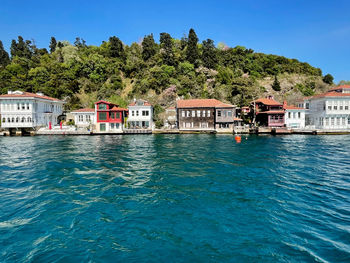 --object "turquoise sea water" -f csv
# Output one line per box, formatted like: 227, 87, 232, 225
0, 134, 350, 262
